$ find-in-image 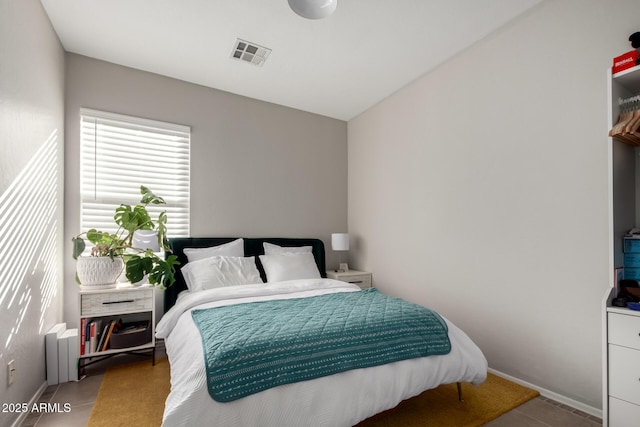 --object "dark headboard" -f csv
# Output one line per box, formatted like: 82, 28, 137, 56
164, 237, 326, 312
